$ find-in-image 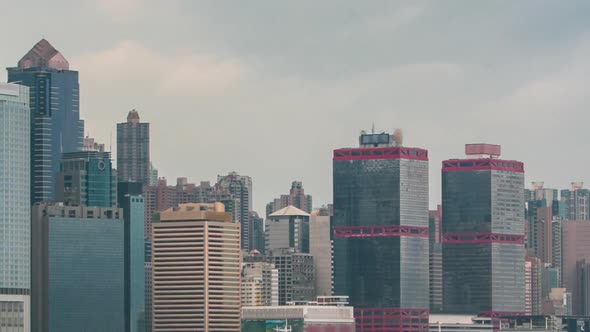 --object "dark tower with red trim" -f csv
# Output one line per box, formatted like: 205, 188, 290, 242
442, 144, 525, 315
333, 130, 430, 332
